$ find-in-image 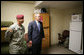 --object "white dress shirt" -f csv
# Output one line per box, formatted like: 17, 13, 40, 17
35, 20, 40, 31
